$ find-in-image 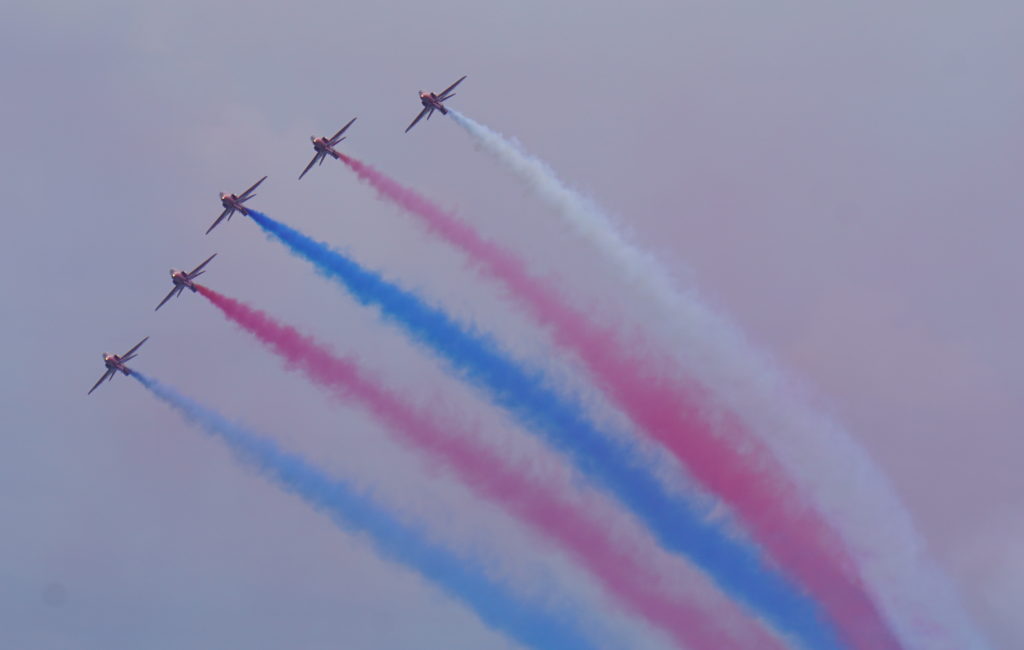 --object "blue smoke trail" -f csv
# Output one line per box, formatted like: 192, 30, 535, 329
245, 210, 843, 649
131, 371, 598, 650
